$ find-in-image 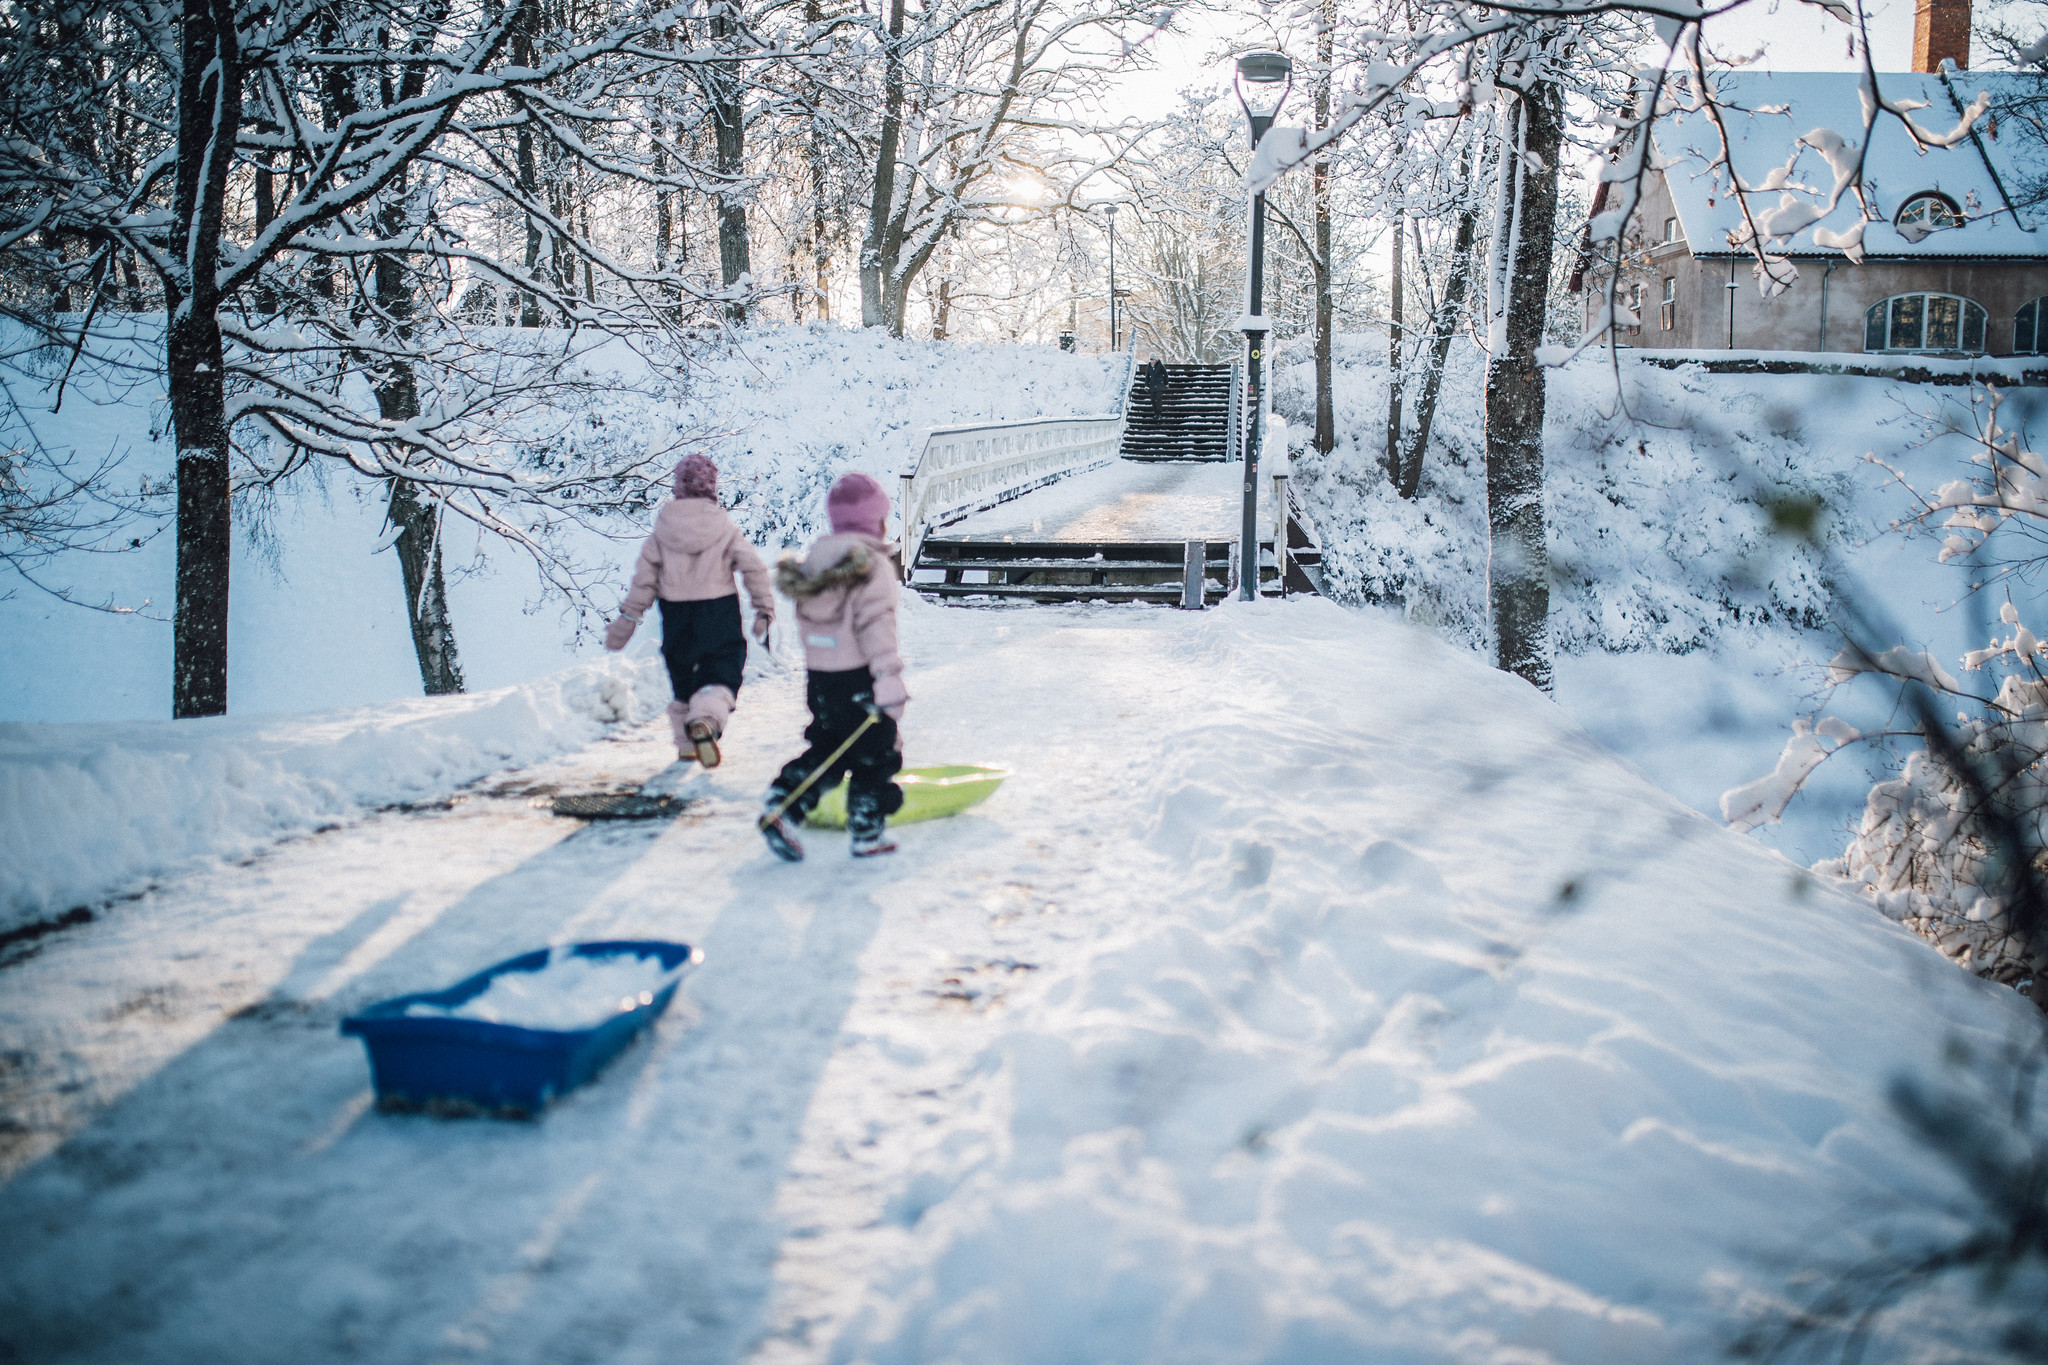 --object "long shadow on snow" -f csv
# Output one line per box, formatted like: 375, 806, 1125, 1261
0, 813, 887, 1365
